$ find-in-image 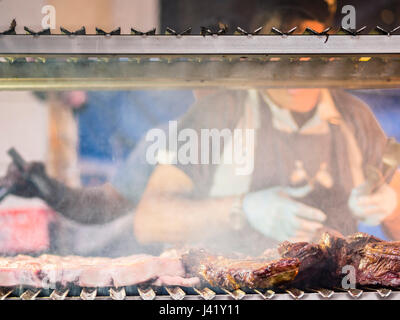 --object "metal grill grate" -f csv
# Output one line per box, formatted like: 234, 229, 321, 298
0, 286, 397, 300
